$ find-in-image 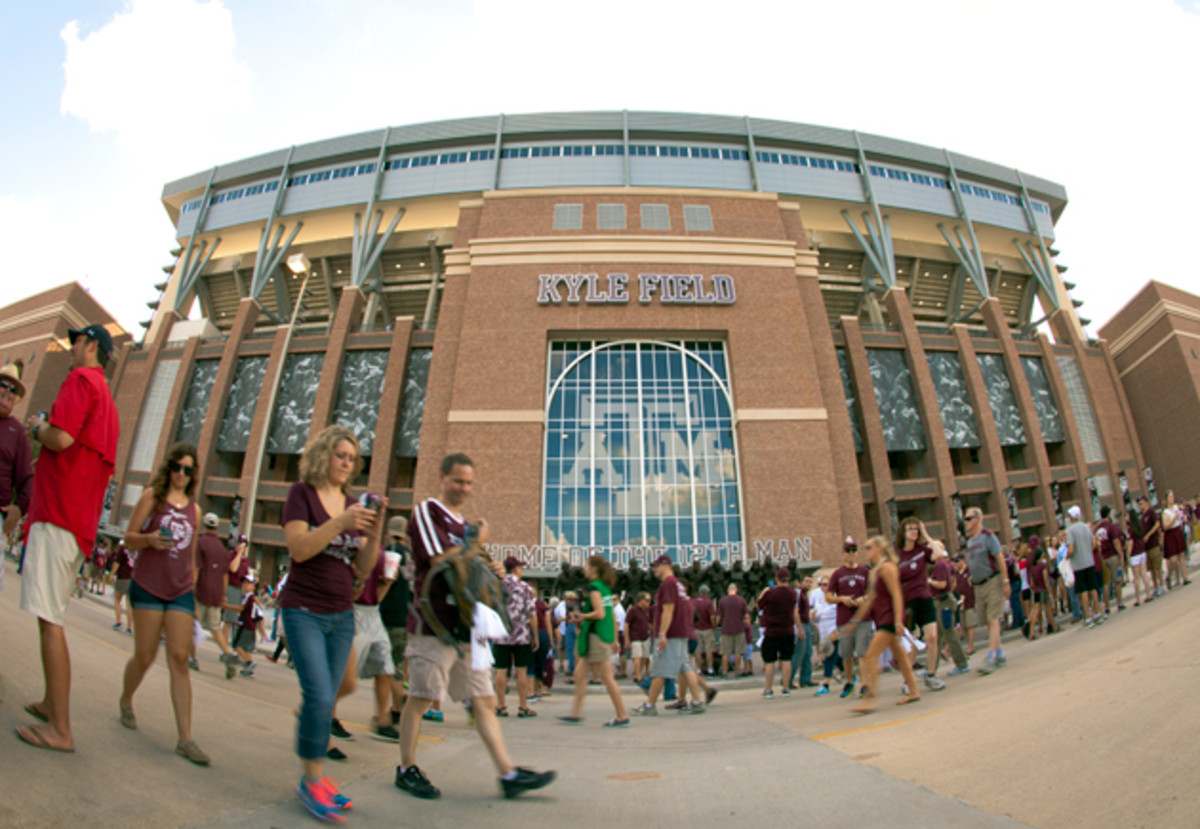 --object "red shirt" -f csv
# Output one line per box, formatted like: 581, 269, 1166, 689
693, 597, 715, 630
829, 565, 869, 627
28, 366, 118, 557
280, 483, 364, 615
897, 544, 933, 600
194, 532, 229, 607
406, 498, 467, 635
759, 586, 797, 637
653, 575, 690, 639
